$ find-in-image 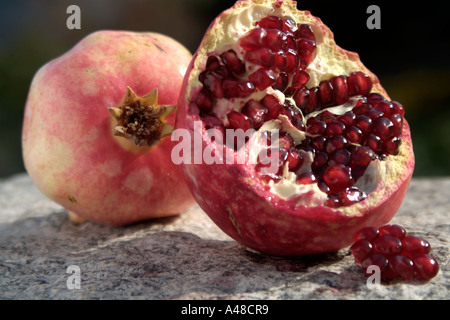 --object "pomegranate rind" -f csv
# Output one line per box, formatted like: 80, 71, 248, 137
23, 31, 196, 226
176, 0, 414, 256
